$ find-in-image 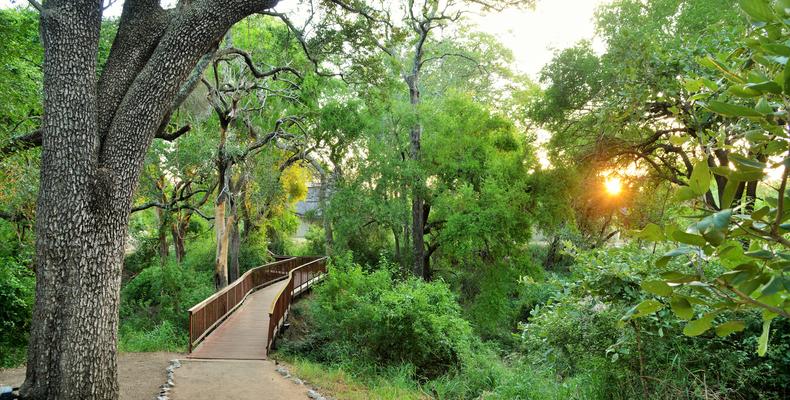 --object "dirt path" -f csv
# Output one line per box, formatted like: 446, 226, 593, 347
0, 352, 179, 400
169, 359, 309, 400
